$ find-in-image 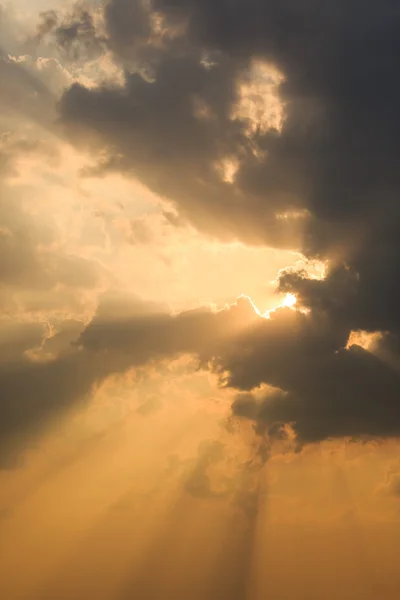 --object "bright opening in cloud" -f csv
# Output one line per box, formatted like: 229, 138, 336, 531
232, 59, 285, 136
282, 293, 297, 308
239, 292, 298, 319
